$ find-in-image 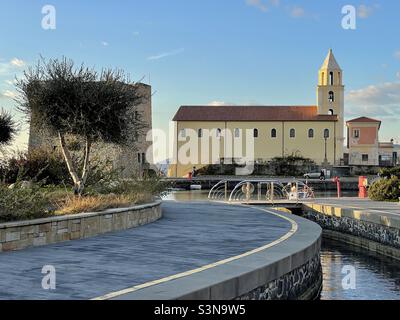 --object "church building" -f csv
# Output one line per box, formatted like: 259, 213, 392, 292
169, 50, 346, 177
